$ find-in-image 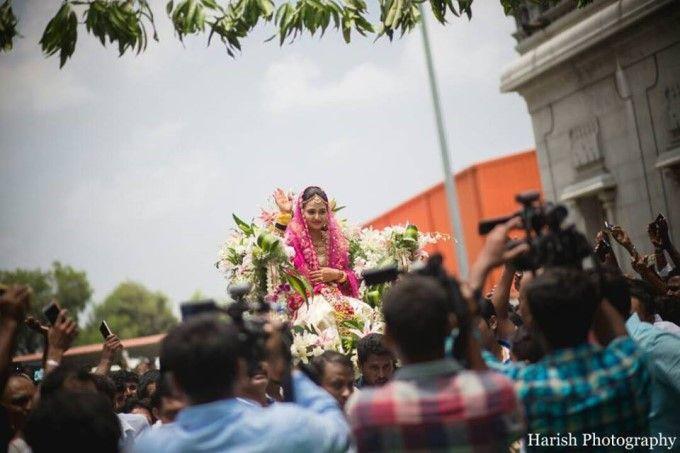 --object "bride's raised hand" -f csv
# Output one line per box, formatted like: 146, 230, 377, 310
273, 188, 292, 213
